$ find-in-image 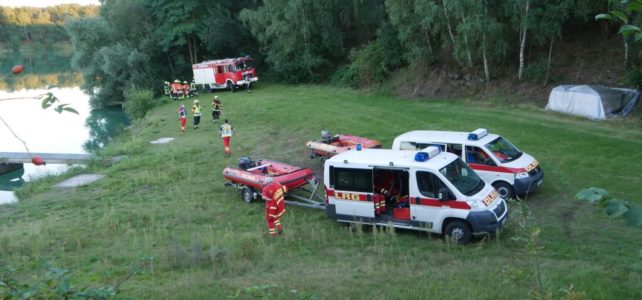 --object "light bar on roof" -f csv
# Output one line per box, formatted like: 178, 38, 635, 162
468, 128, 488, 141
